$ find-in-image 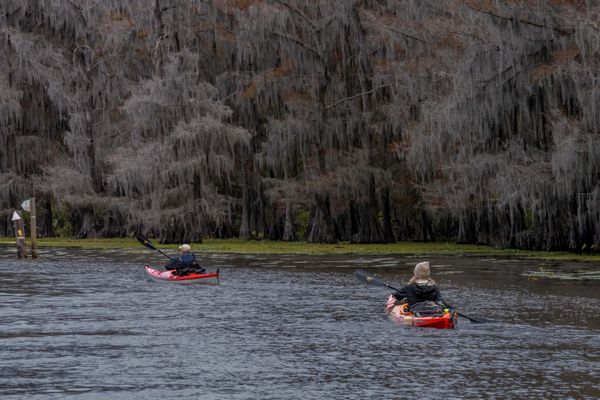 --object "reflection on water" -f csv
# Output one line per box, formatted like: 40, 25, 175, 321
0, 248, 599, 399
